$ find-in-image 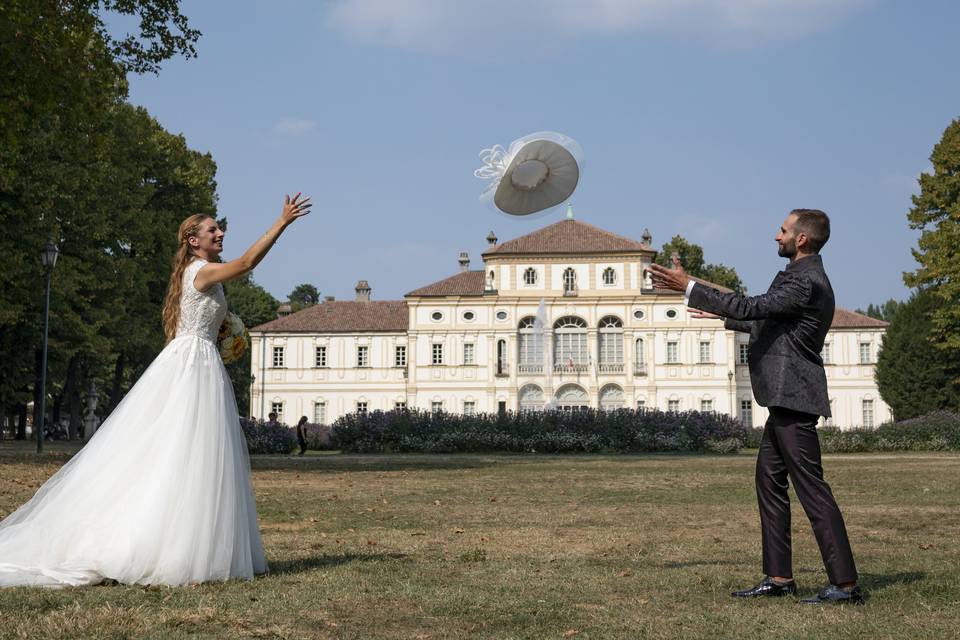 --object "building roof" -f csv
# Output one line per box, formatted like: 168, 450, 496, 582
482, 219, 652, 257
830, 308, 889, 329
406, 270, 487, 298
250, 300, 408, 333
